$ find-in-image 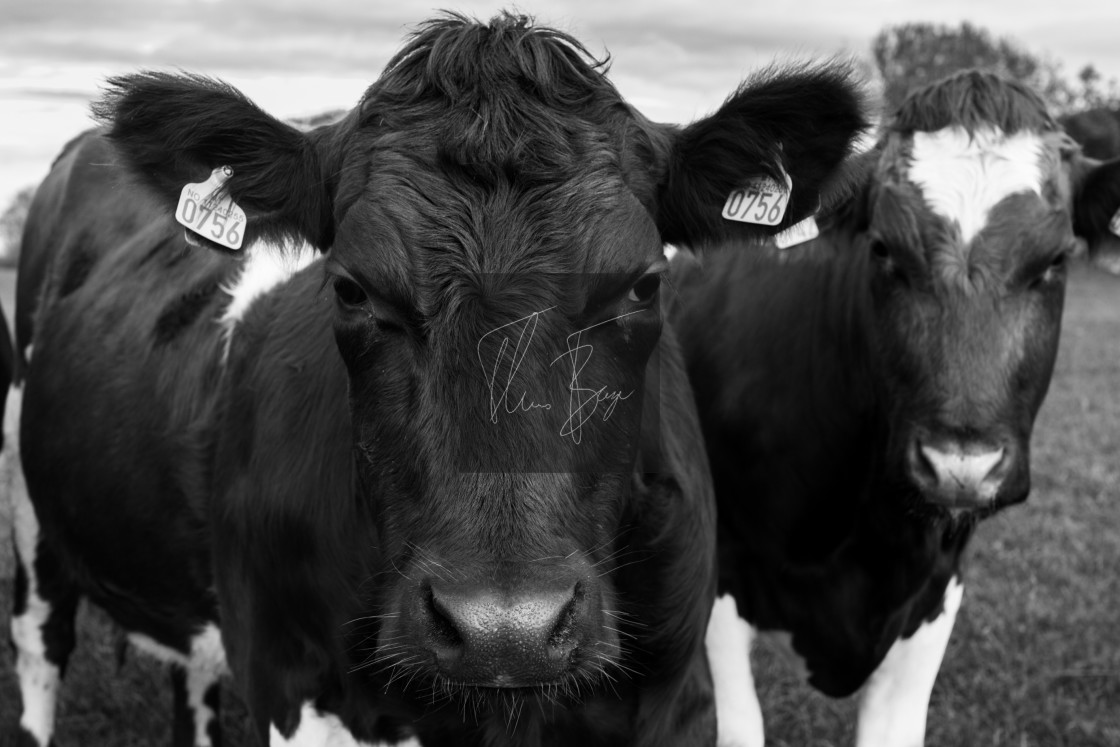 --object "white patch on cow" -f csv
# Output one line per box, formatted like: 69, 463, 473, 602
129, 624, 228, 746
2, 382, 22, 467
219, 240, 317, 354
705, 594, 764, 747
663, 244, 680, 261
270, 702, 420, 747
908, 126, 1045, 244
855, 576, 964, 747
128, 631, 191, 666
186, 624, 227, 746
920, 444, 1005, 499
4, 384, 60, 747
